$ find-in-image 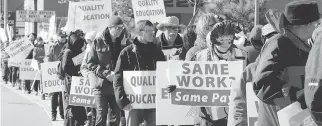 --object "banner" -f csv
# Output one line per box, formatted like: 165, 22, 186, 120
67, 1, 113, 33
5, 38, 34, 62
123, 71, 156, 109
69, 76, 95, 107
132, 0, 166, 23
156, 61, 194, 125
72, 52, 85, 66
277, 102, 317, 126
246, 83, 260, 126
8, 58, 22, 67
19, 59, 41, 80
169, 61, 243, 107
16, 10, 55, 23
41, 62, 64, 93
